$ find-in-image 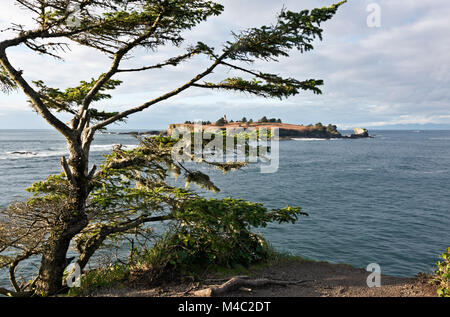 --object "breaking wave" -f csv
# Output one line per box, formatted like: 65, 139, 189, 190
0, 144, 138, 160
